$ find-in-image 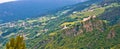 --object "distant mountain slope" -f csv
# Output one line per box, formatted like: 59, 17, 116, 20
0, 0, 84, 24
